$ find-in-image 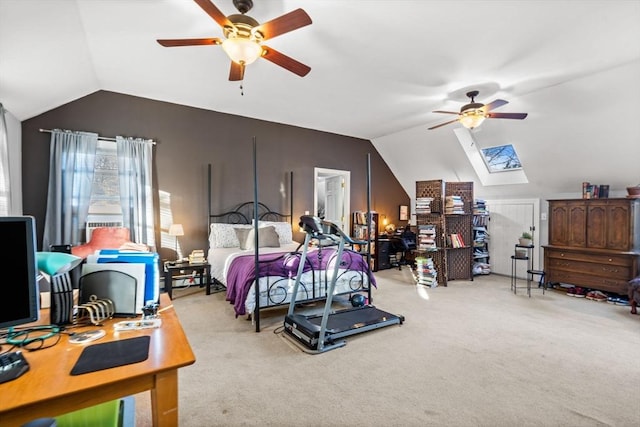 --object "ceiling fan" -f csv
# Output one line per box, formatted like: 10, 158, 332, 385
157, 0, 312, 81
428, 91, 528, 130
